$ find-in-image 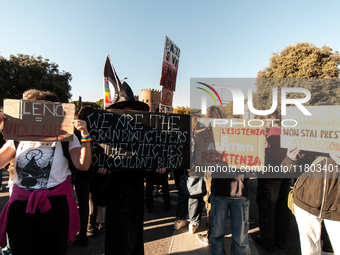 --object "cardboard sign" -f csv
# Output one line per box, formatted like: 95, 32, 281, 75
161, 87, 174, 106
79, 107, 190, 171
281, 106, 340, 154
160, 36, 180, 91
3, 99, 75, 141
159, 104, 173, 113
194, 118, 266, 169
